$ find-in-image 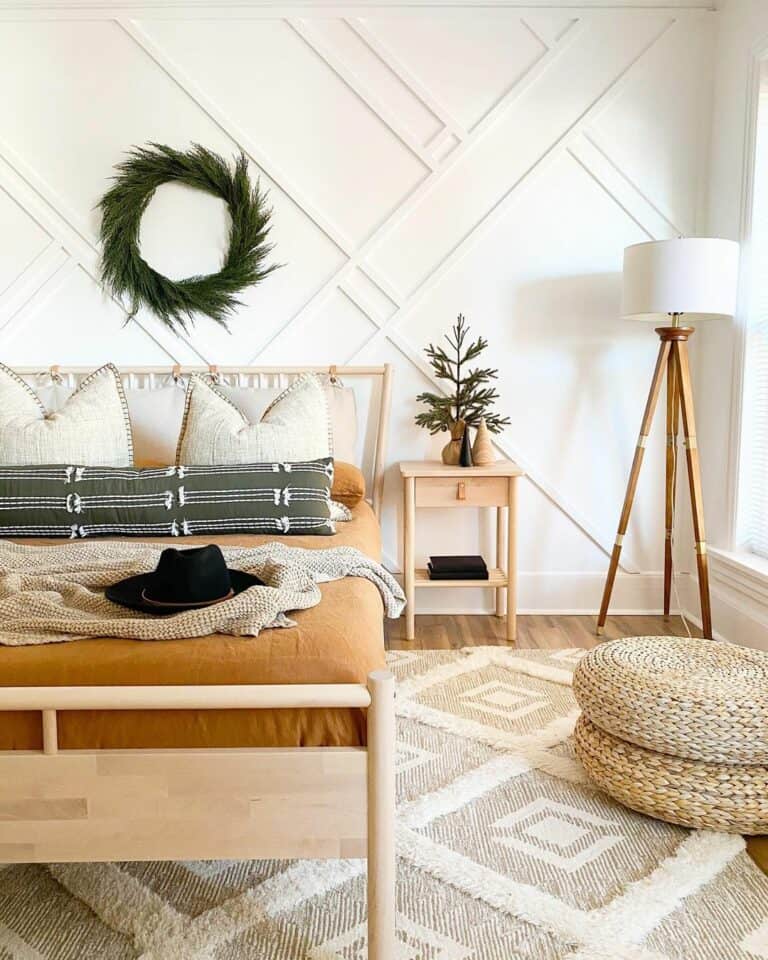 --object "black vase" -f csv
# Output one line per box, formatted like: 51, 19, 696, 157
459, 425, 473, 467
